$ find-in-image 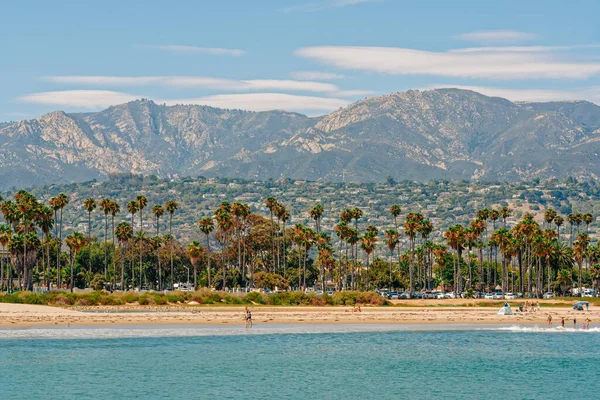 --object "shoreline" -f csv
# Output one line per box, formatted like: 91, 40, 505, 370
0, 303, 595, 329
